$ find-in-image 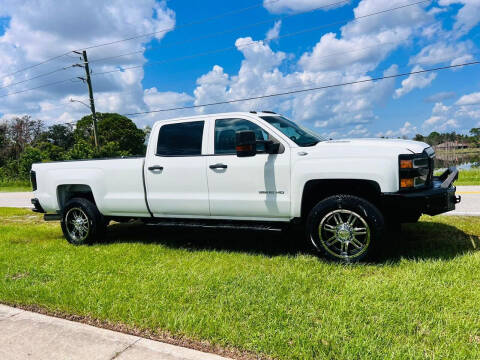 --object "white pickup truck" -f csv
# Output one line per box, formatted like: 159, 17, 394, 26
31, 111, 460, 262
